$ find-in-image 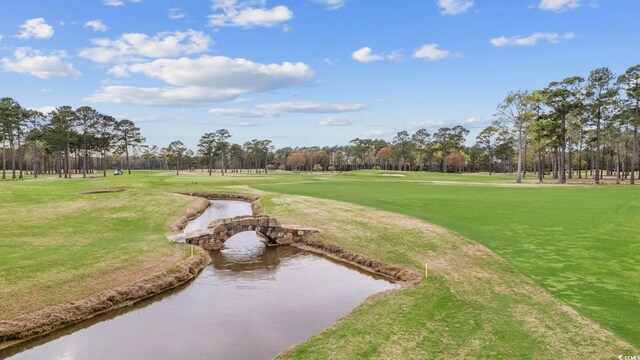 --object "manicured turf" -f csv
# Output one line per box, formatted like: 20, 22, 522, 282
254, 171, 640, 347
262, 194, 634, 358
2, 170, 638, 357
0, 171, 317, 317
0, 173, 196, 318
